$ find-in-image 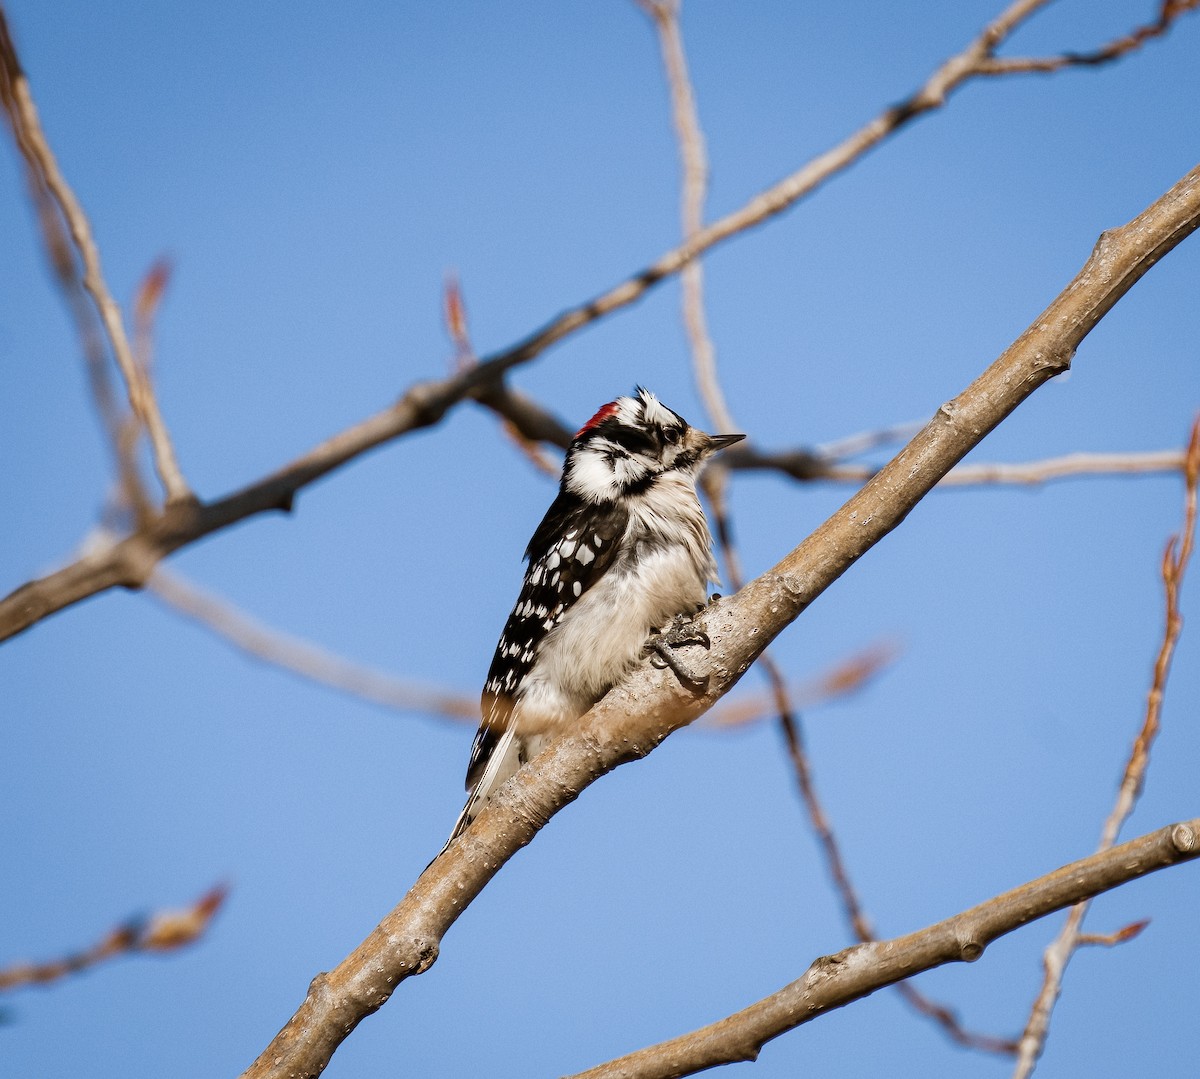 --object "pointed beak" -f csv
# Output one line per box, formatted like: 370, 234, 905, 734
706, 433, 746, 452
